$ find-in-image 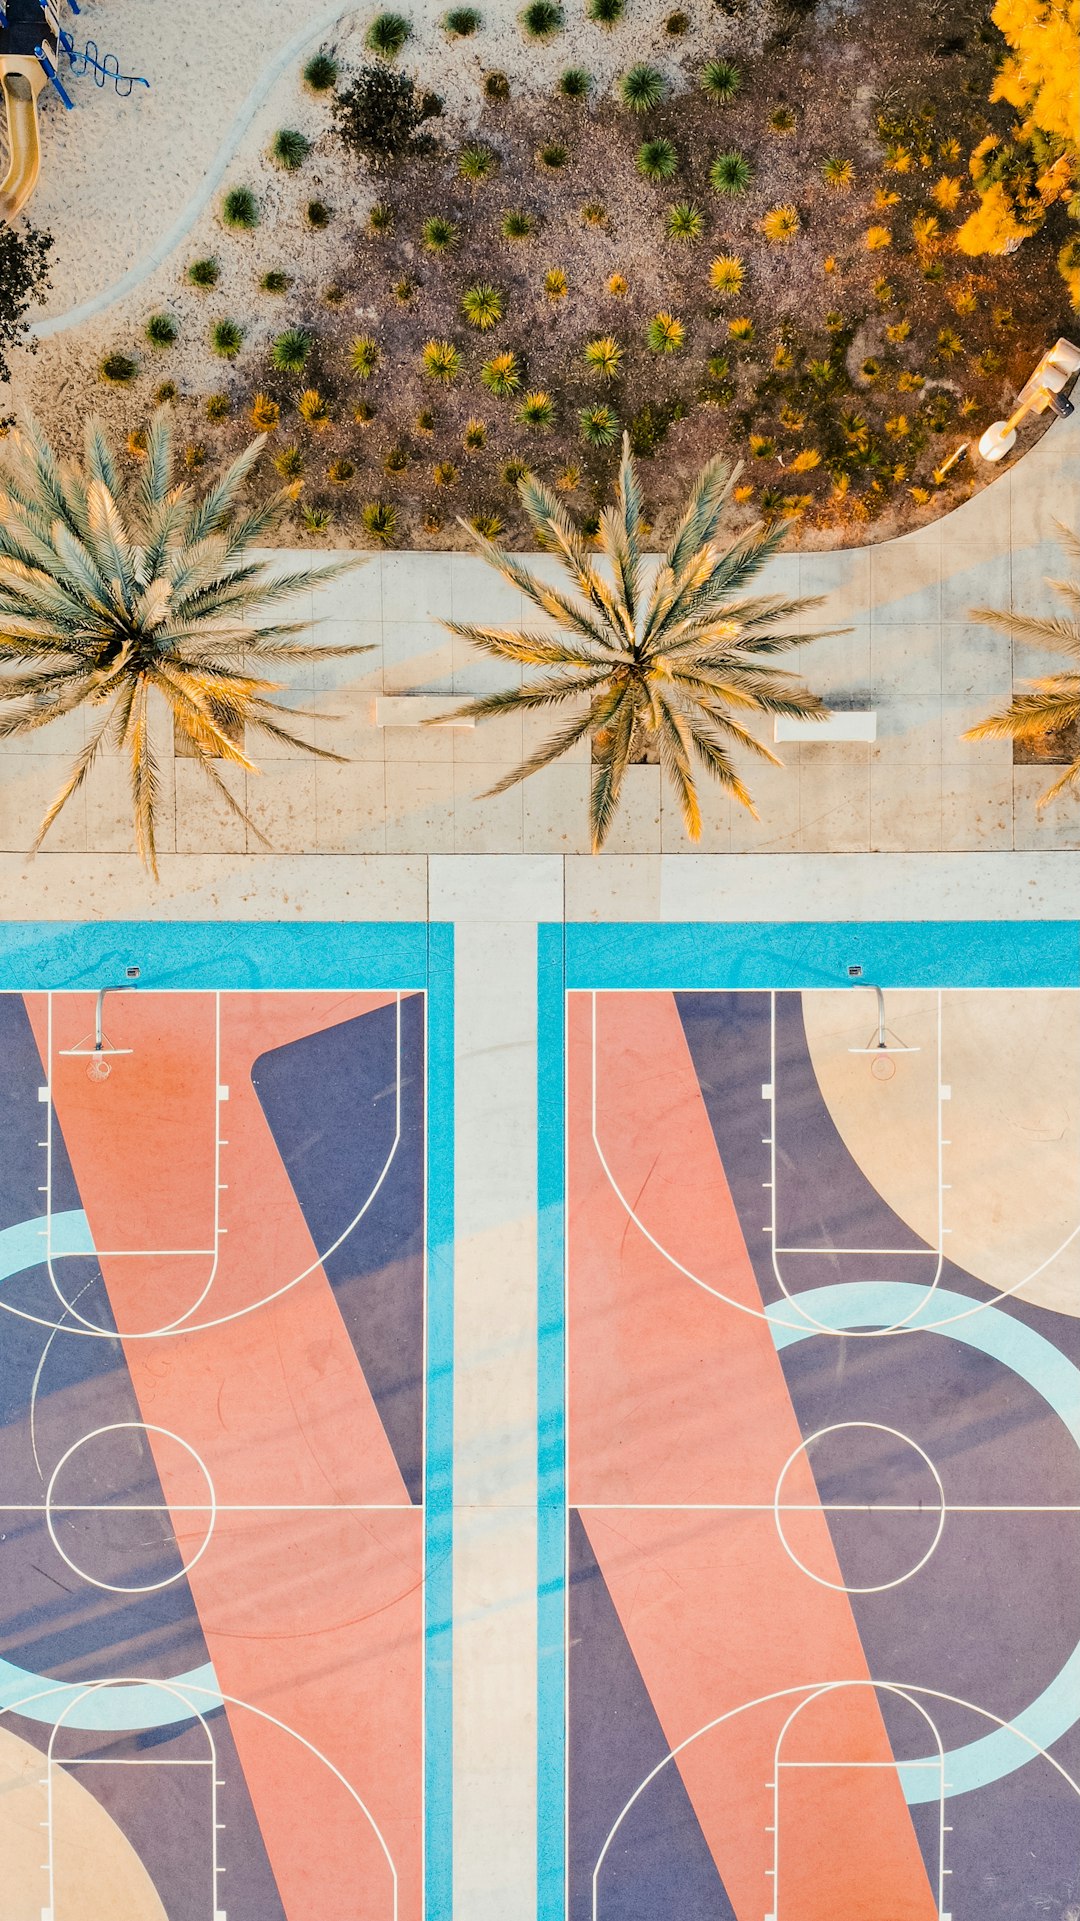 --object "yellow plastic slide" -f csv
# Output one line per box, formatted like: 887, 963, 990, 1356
0, 57, 45, 221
